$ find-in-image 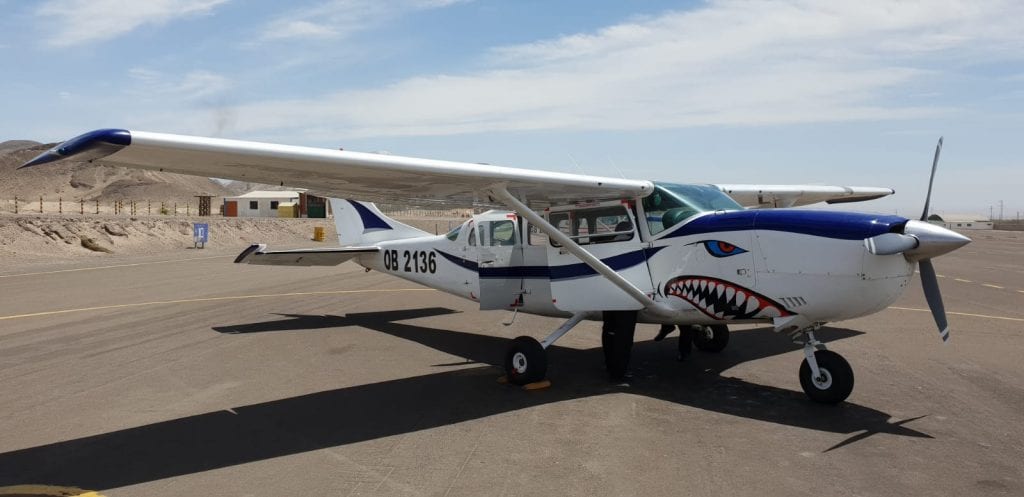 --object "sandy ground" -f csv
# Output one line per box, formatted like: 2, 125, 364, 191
0, 214, 462, 270
0, 229, 1021, 496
